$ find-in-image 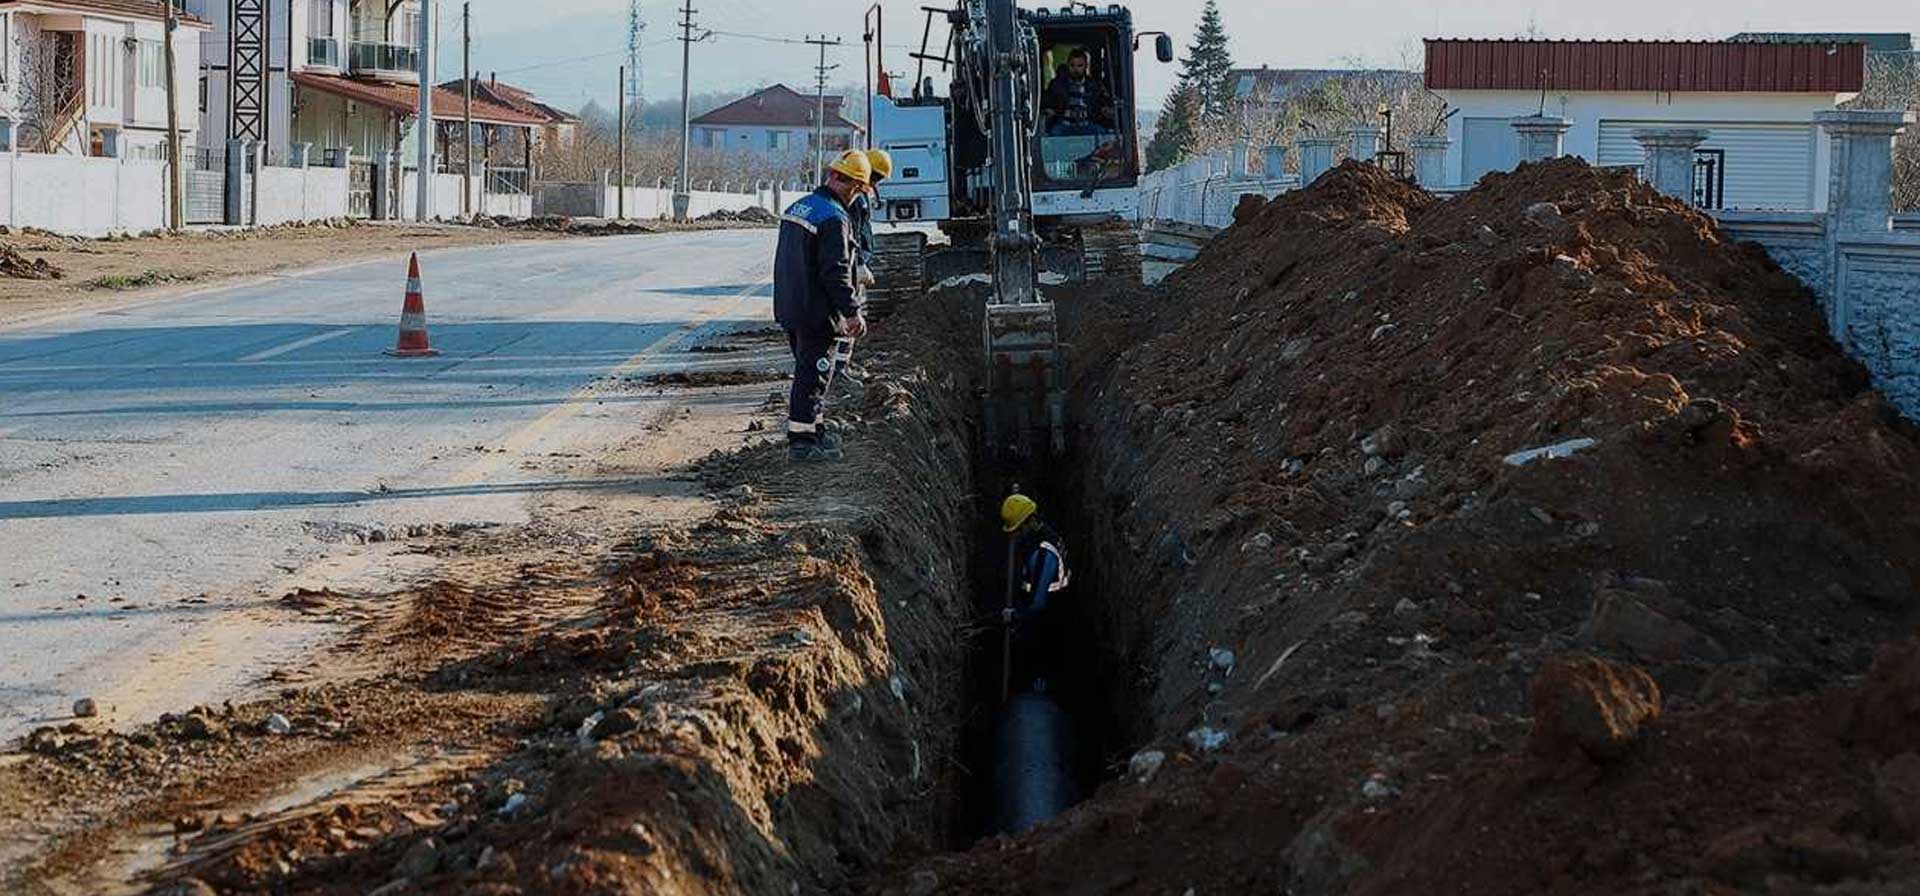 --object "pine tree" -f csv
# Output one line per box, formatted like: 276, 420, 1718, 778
1144, 85, 1201, 172
1185, 0, 1236, 117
